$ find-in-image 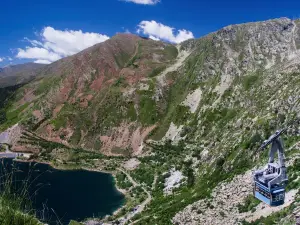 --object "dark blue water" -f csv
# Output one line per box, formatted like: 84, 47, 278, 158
0, 159, 125, 225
